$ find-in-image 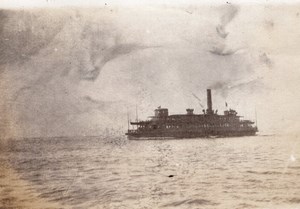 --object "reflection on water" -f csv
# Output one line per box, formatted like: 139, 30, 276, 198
1, 135, 300, 209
